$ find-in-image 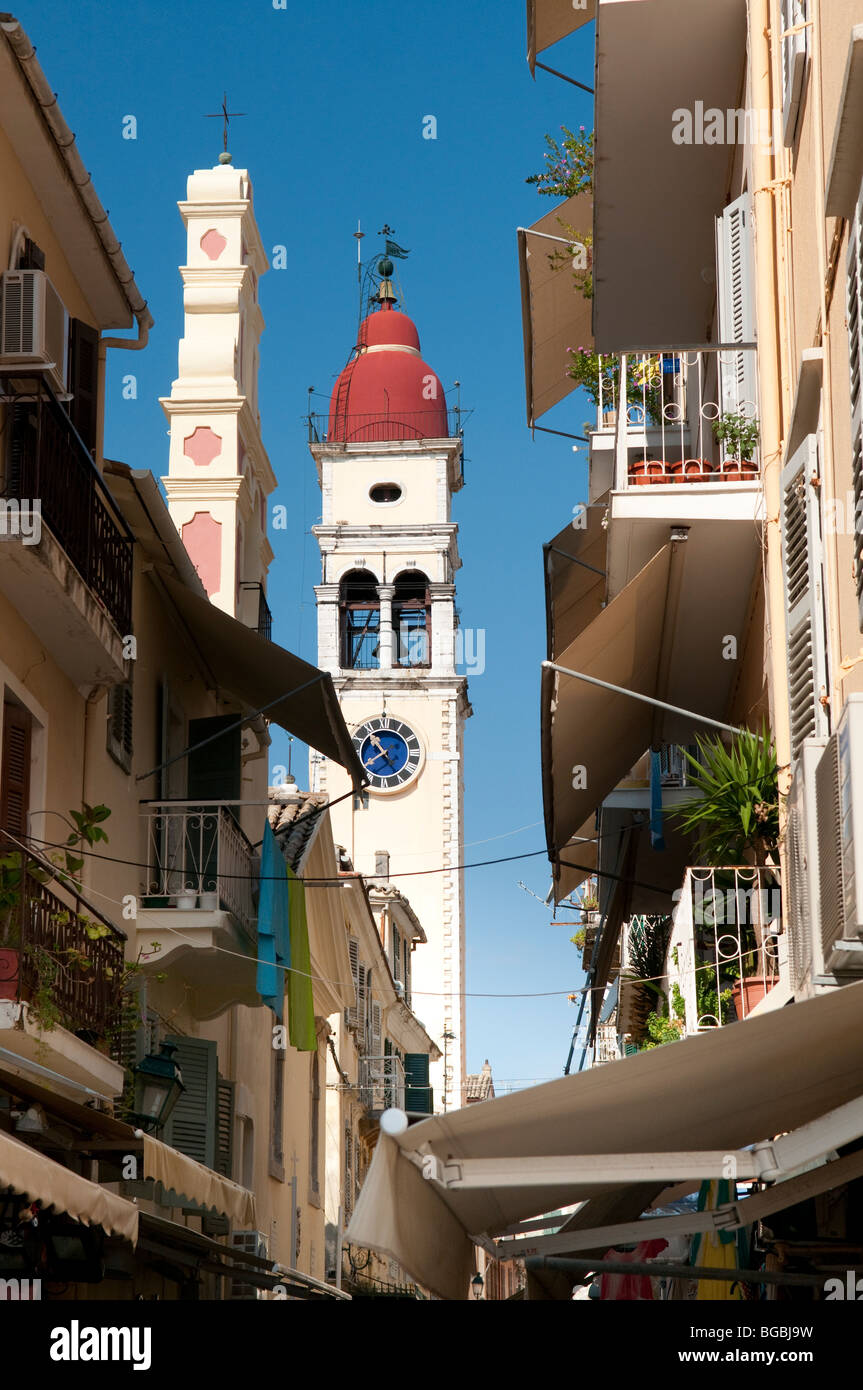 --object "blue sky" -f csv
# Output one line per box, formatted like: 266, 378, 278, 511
20, 0, 596, 1089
